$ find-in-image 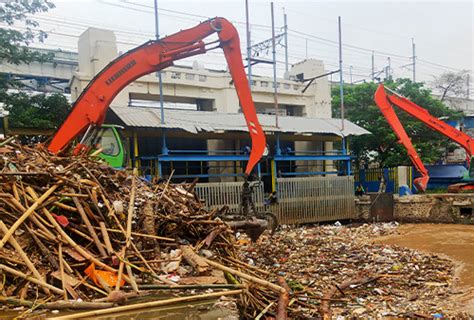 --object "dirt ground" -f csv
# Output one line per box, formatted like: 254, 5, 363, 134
374, 223, 474, 315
